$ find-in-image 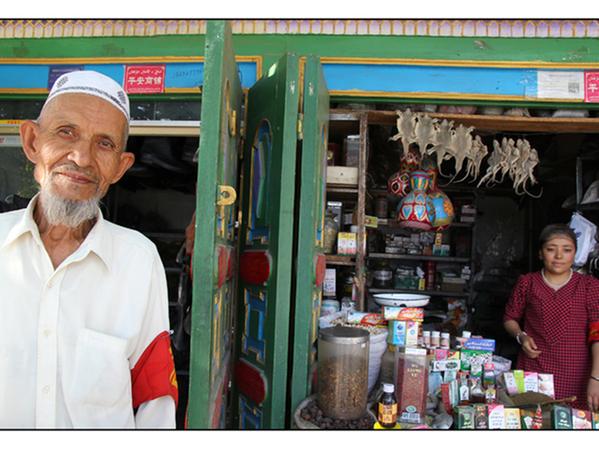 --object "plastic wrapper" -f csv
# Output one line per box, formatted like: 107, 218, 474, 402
569, 212, 597, 267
